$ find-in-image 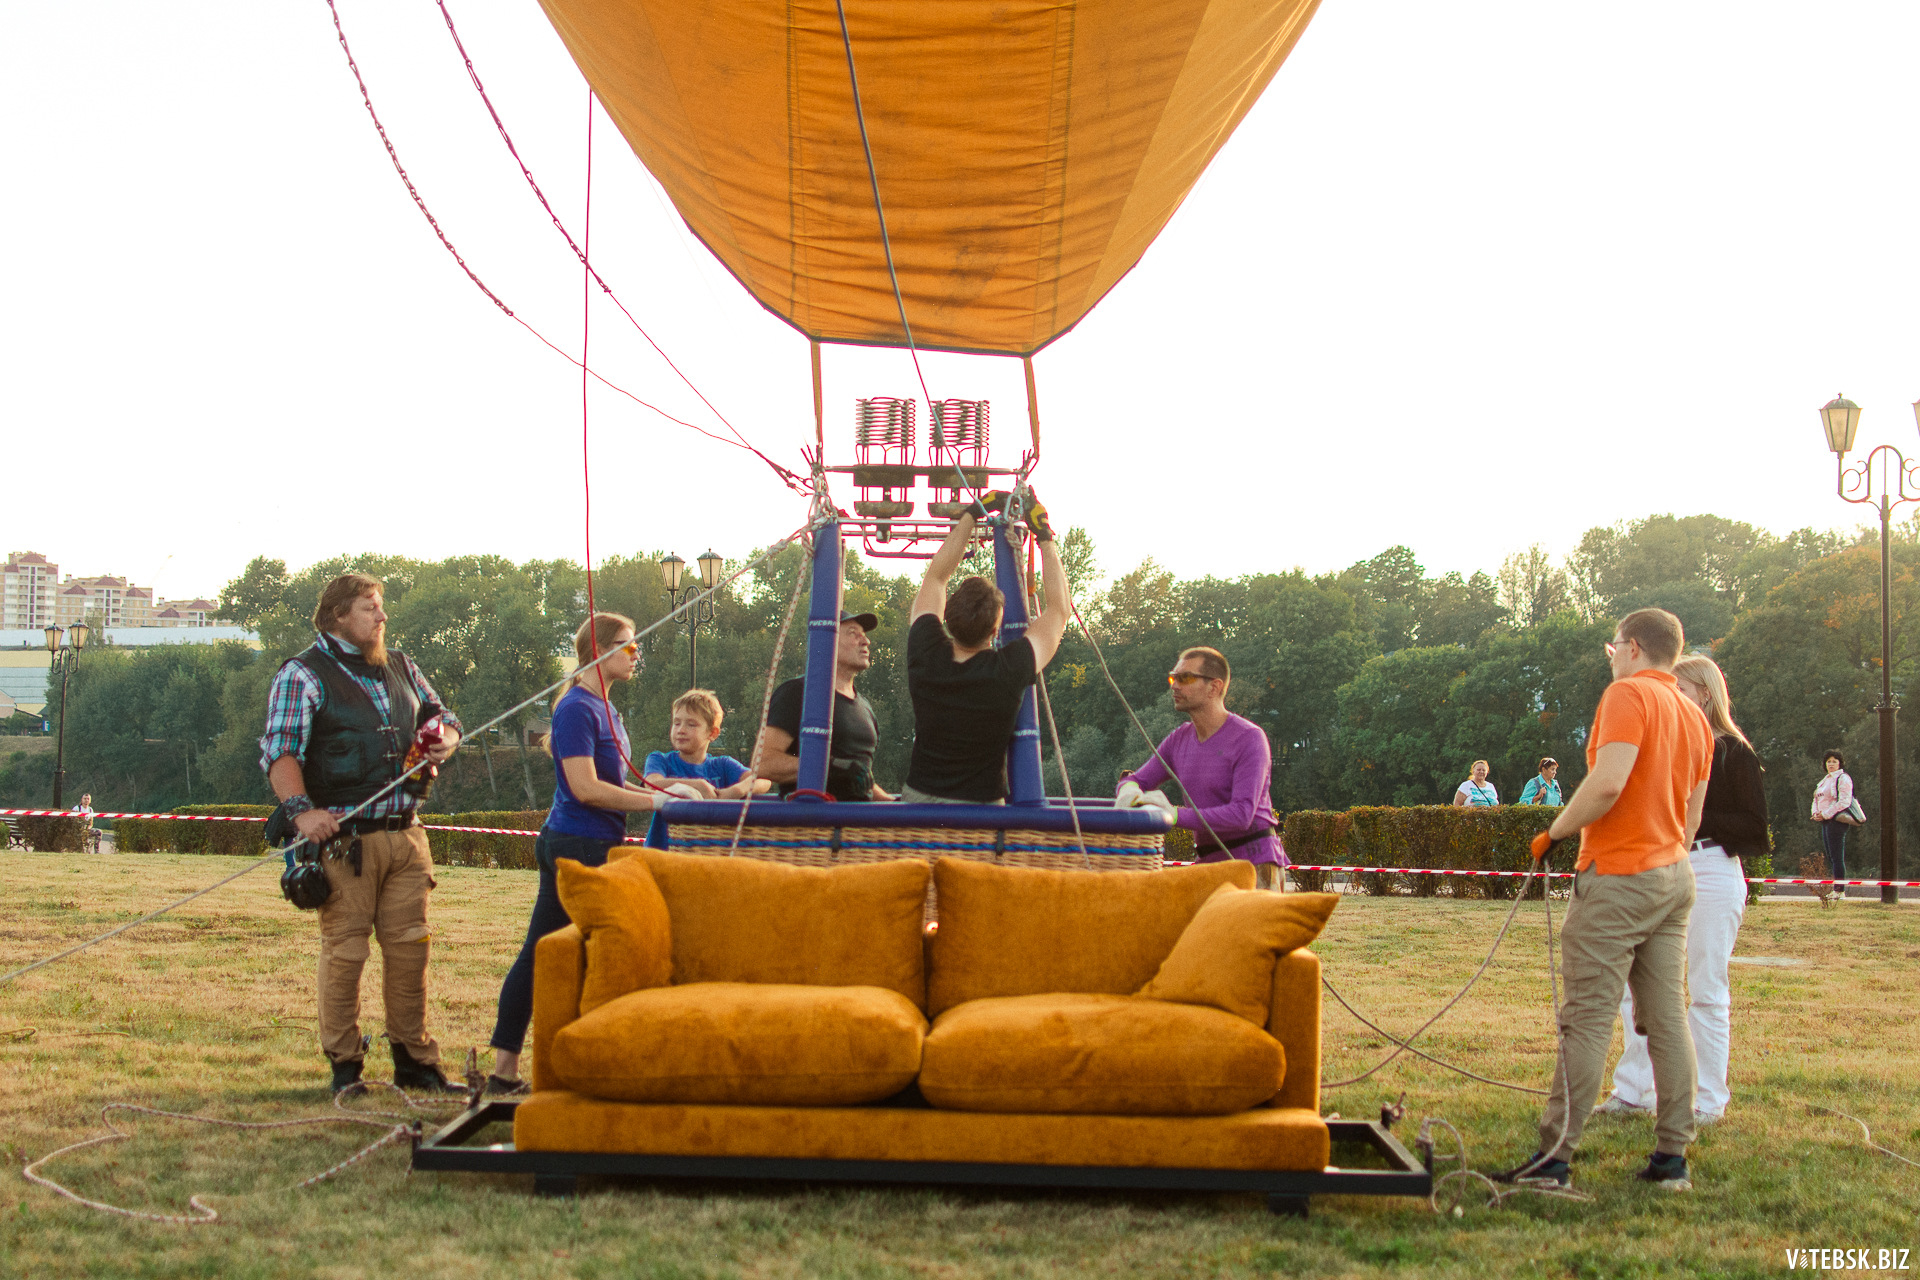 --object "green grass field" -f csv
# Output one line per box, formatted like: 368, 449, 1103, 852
1, 850, 1915, 1279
